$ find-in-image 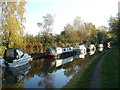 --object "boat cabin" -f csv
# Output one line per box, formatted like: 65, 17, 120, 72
4, 48, 24, 63
62, 47, 68, 53
46, 46, 62, 56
